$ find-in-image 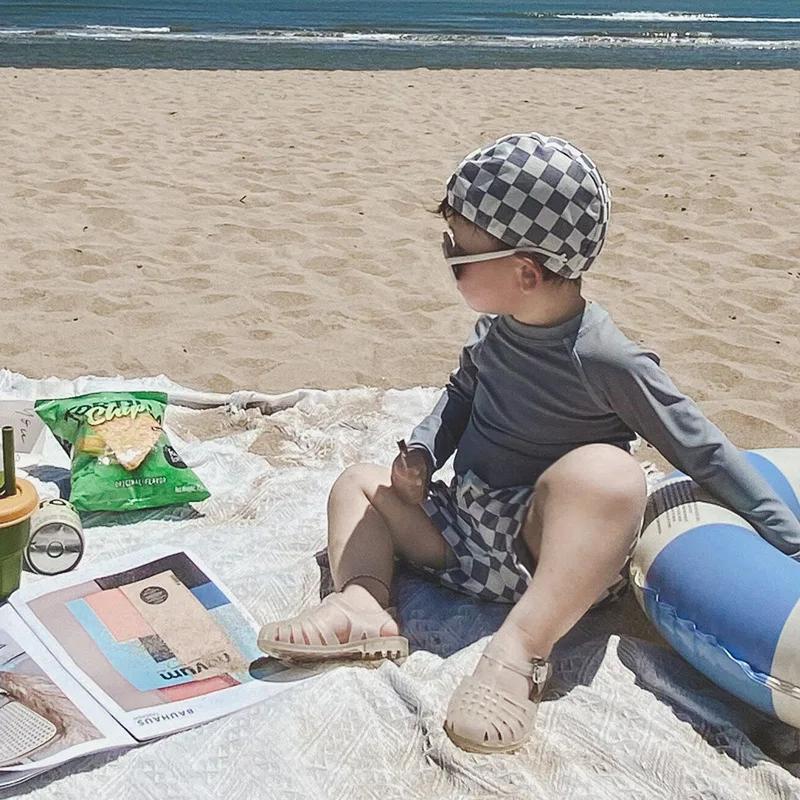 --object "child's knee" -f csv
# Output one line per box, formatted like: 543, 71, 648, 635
537, 444, 646, 510
330, 463, 390, 501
